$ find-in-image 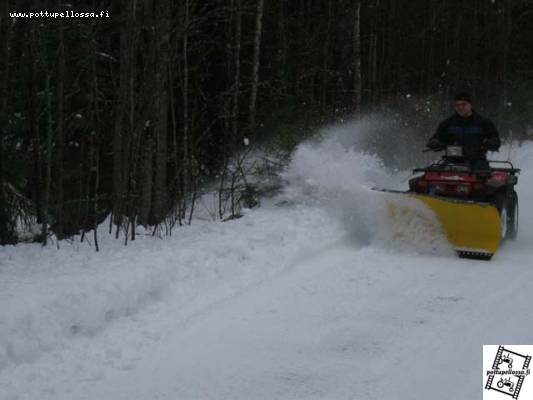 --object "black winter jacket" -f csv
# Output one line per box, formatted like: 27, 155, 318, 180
428, 112, 501, 159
